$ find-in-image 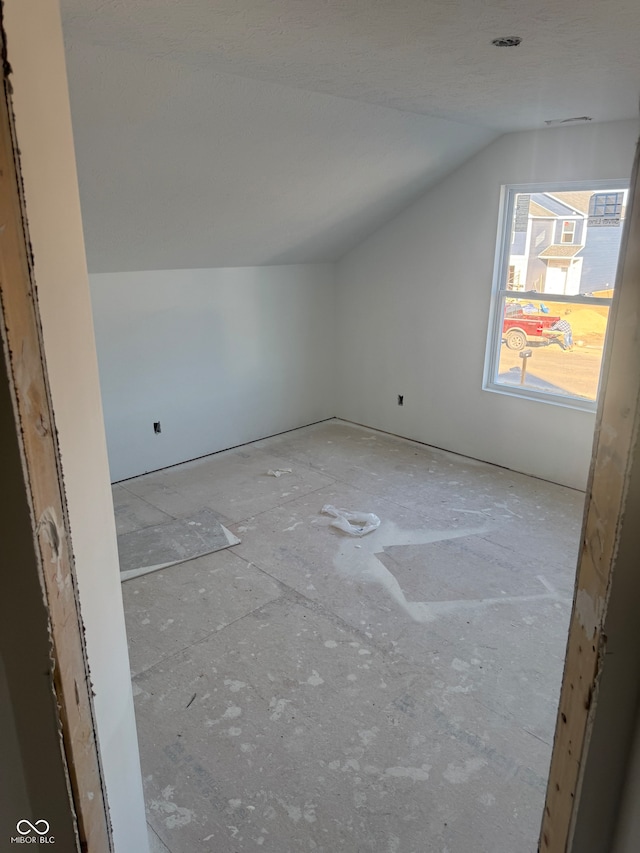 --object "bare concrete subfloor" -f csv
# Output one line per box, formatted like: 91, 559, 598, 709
116, 419, 584, 853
